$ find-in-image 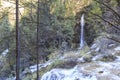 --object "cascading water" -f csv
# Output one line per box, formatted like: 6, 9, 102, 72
41, 66, 97, 80
80, 14, 85, 49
